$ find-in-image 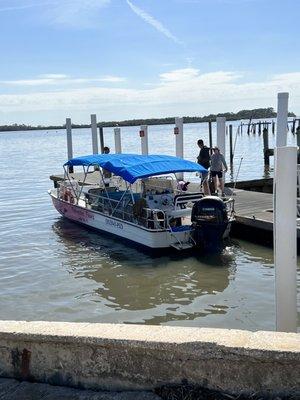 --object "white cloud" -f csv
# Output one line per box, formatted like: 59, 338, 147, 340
39, 74, 69, 79
46, 0, 111, 28
126, 0, 182, 45
1, 74, 126, 86
0, 0, 111, 27
160, 68, 199, 82
0, 69, 300, 123
0, 1, 59, 13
